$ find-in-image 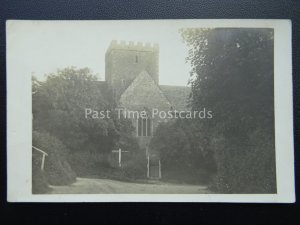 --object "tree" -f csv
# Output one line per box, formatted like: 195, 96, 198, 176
33, 67, 118, 154
181, 28, 276, 193
32, 67, 140, 177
